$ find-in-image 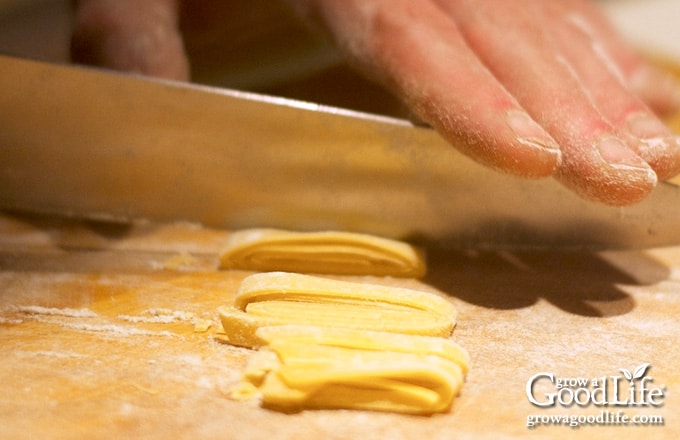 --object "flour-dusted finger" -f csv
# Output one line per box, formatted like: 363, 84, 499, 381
287, 0, 561, 178
441, 0, 657, 205
71, 0, 189, 80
